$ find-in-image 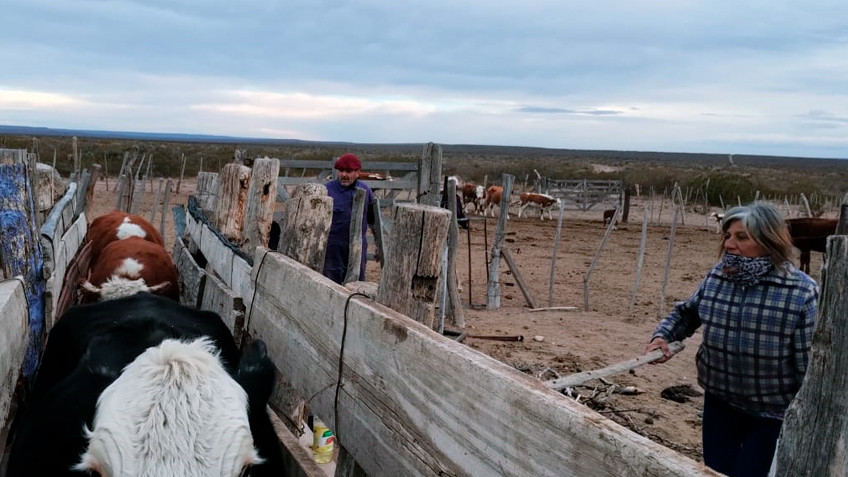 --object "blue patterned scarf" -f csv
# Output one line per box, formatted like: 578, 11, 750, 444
721, 253, 773, 287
